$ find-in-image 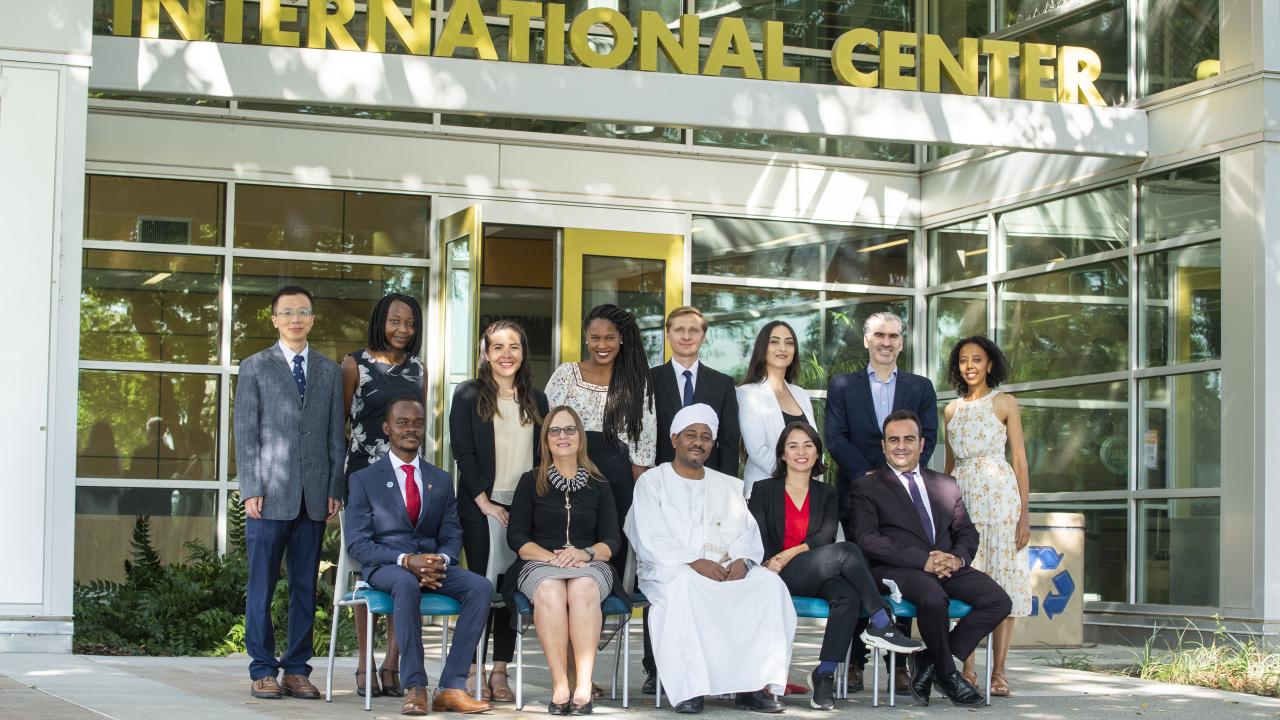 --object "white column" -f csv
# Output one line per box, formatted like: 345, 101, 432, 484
0, 0, 90, 652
